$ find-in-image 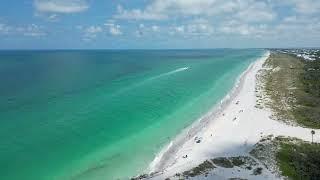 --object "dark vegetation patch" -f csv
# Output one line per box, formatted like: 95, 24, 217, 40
182, 160, 216, 178
277, 139, 320, 180
250, 135, 320, 180
294, 55, 320, 128
211, 156, 253, 168
252, 167, 263, 175
212, 157, 234, 168
229, 157, 246, 167
175, 156, 261, 179
131, 174, 149, 180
